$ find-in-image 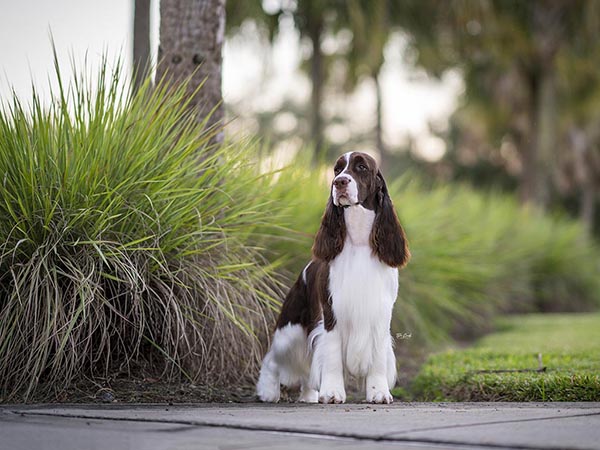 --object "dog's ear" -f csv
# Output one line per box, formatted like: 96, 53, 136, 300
370, 170, 410, 268
312, 197, 346, 262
